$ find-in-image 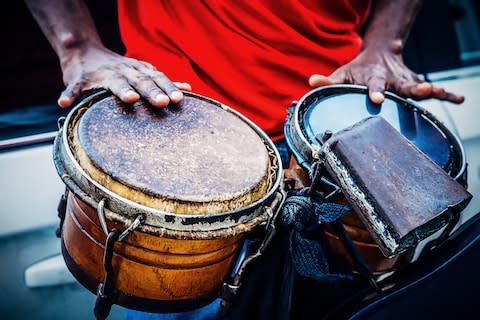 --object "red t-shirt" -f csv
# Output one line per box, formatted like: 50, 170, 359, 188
117, 1, 371, 141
